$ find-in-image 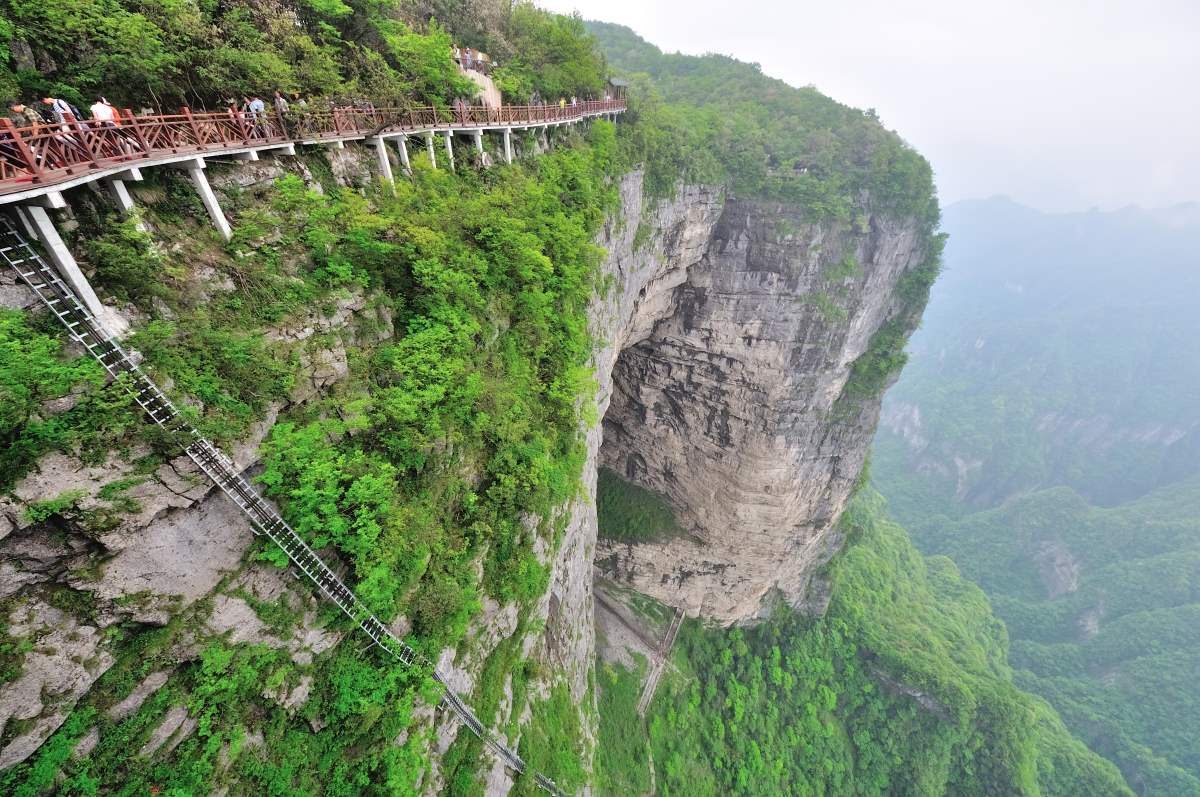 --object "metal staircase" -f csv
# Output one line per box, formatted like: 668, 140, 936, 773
0, 213, 565, 795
